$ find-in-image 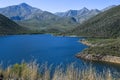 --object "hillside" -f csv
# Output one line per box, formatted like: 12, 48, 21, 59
76, 38, 120, 64
0, 14, 25, 35
17, 11, 78, 33
69, 5, 120, 38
